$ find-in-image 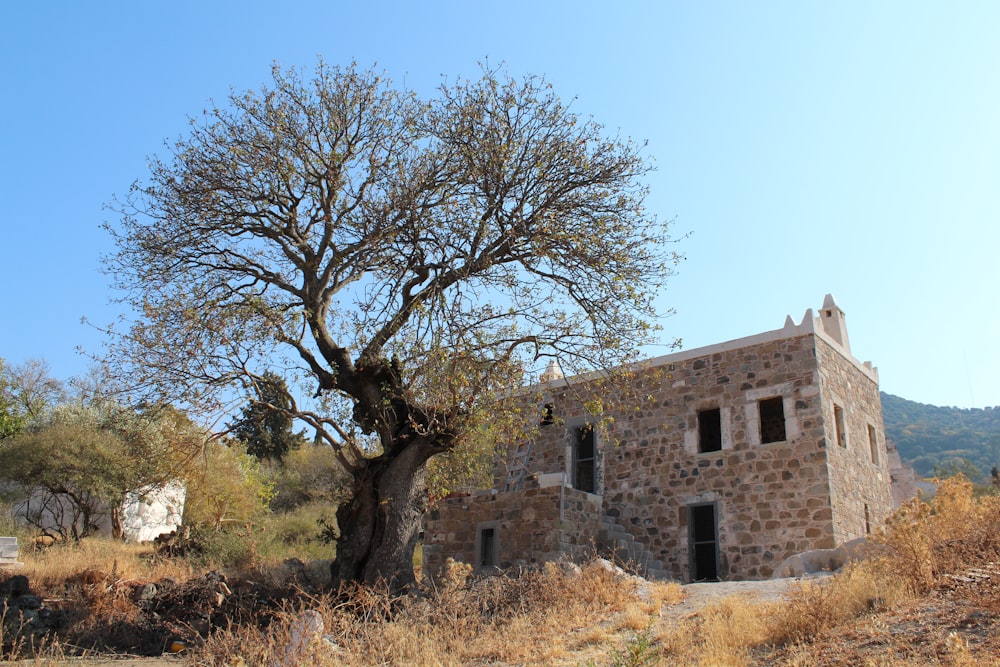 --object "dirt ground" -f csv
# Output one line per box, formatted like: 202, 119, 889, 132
659, 574, 816, 621
0, 660, 181, 666
747, 574, 1000, 666
7, 571, 999, 666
